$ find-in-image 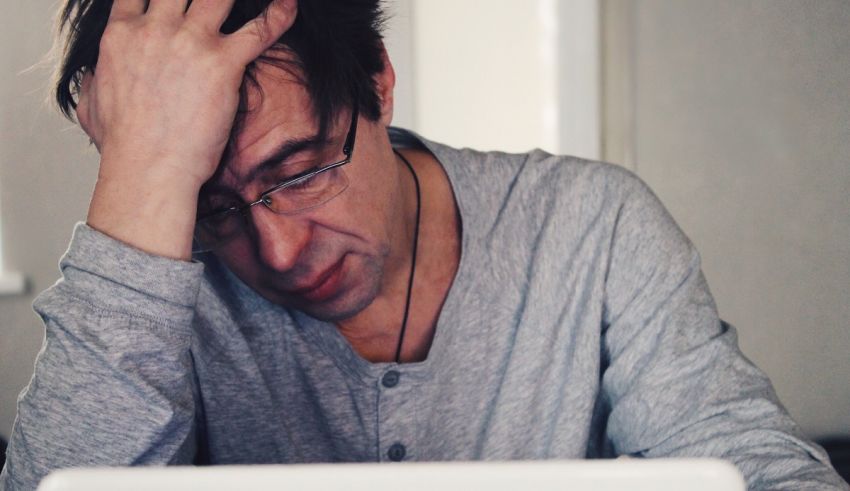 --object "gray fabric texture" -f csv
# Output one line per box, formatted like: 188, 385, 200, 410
1, 129, 846, 491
